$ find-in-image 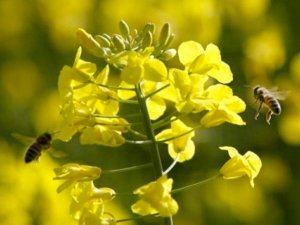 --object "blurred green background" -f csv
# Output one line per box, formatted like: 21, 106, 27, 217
1, 0, 300, 225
